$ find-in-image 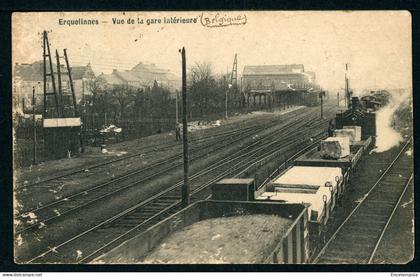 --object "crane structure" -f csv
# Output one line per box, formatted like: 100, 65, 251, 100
230, 53, 238, 87
42, 30, 83, 158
